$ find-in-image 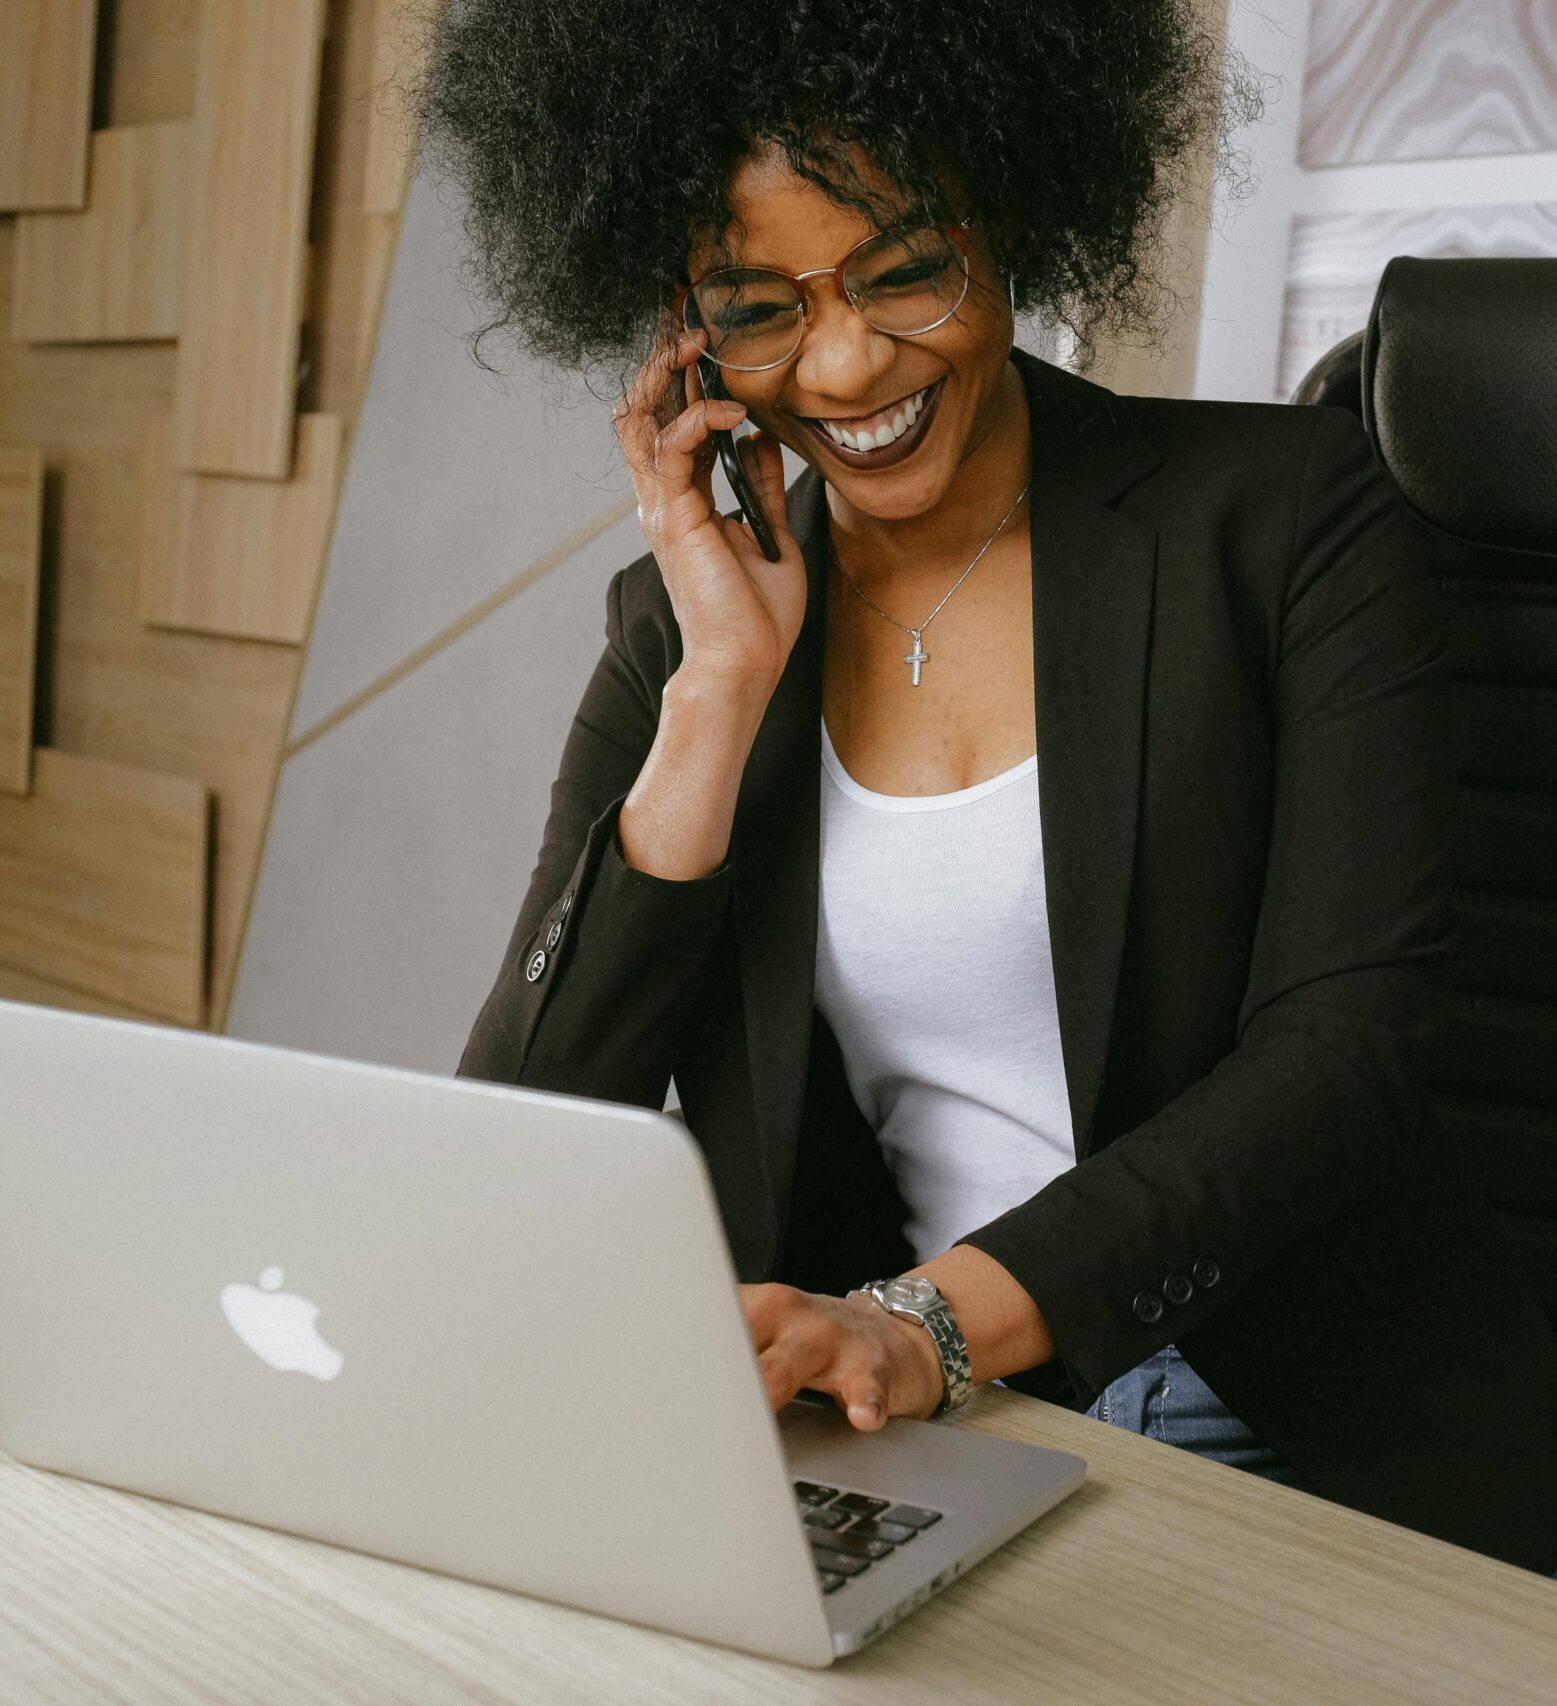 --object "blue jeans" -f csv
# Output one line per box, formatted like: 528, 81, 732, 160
1083, 1342, 1318, 1490
1083, 1343, 1557, 1580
